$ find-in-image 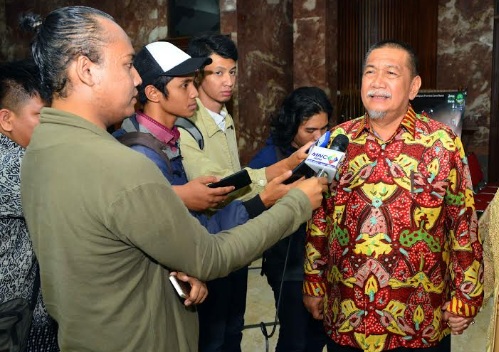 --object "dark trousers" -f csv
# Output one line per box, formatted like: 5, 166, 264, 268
267, 278, 333, 352
198, 267, 248, 352
328, 334, 451, 352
